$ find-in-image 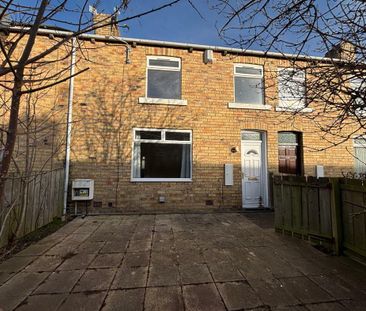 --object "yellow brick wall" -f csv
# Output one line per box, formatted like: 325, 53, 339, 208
2, 35, 358, 211
66, 41, 357, 211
